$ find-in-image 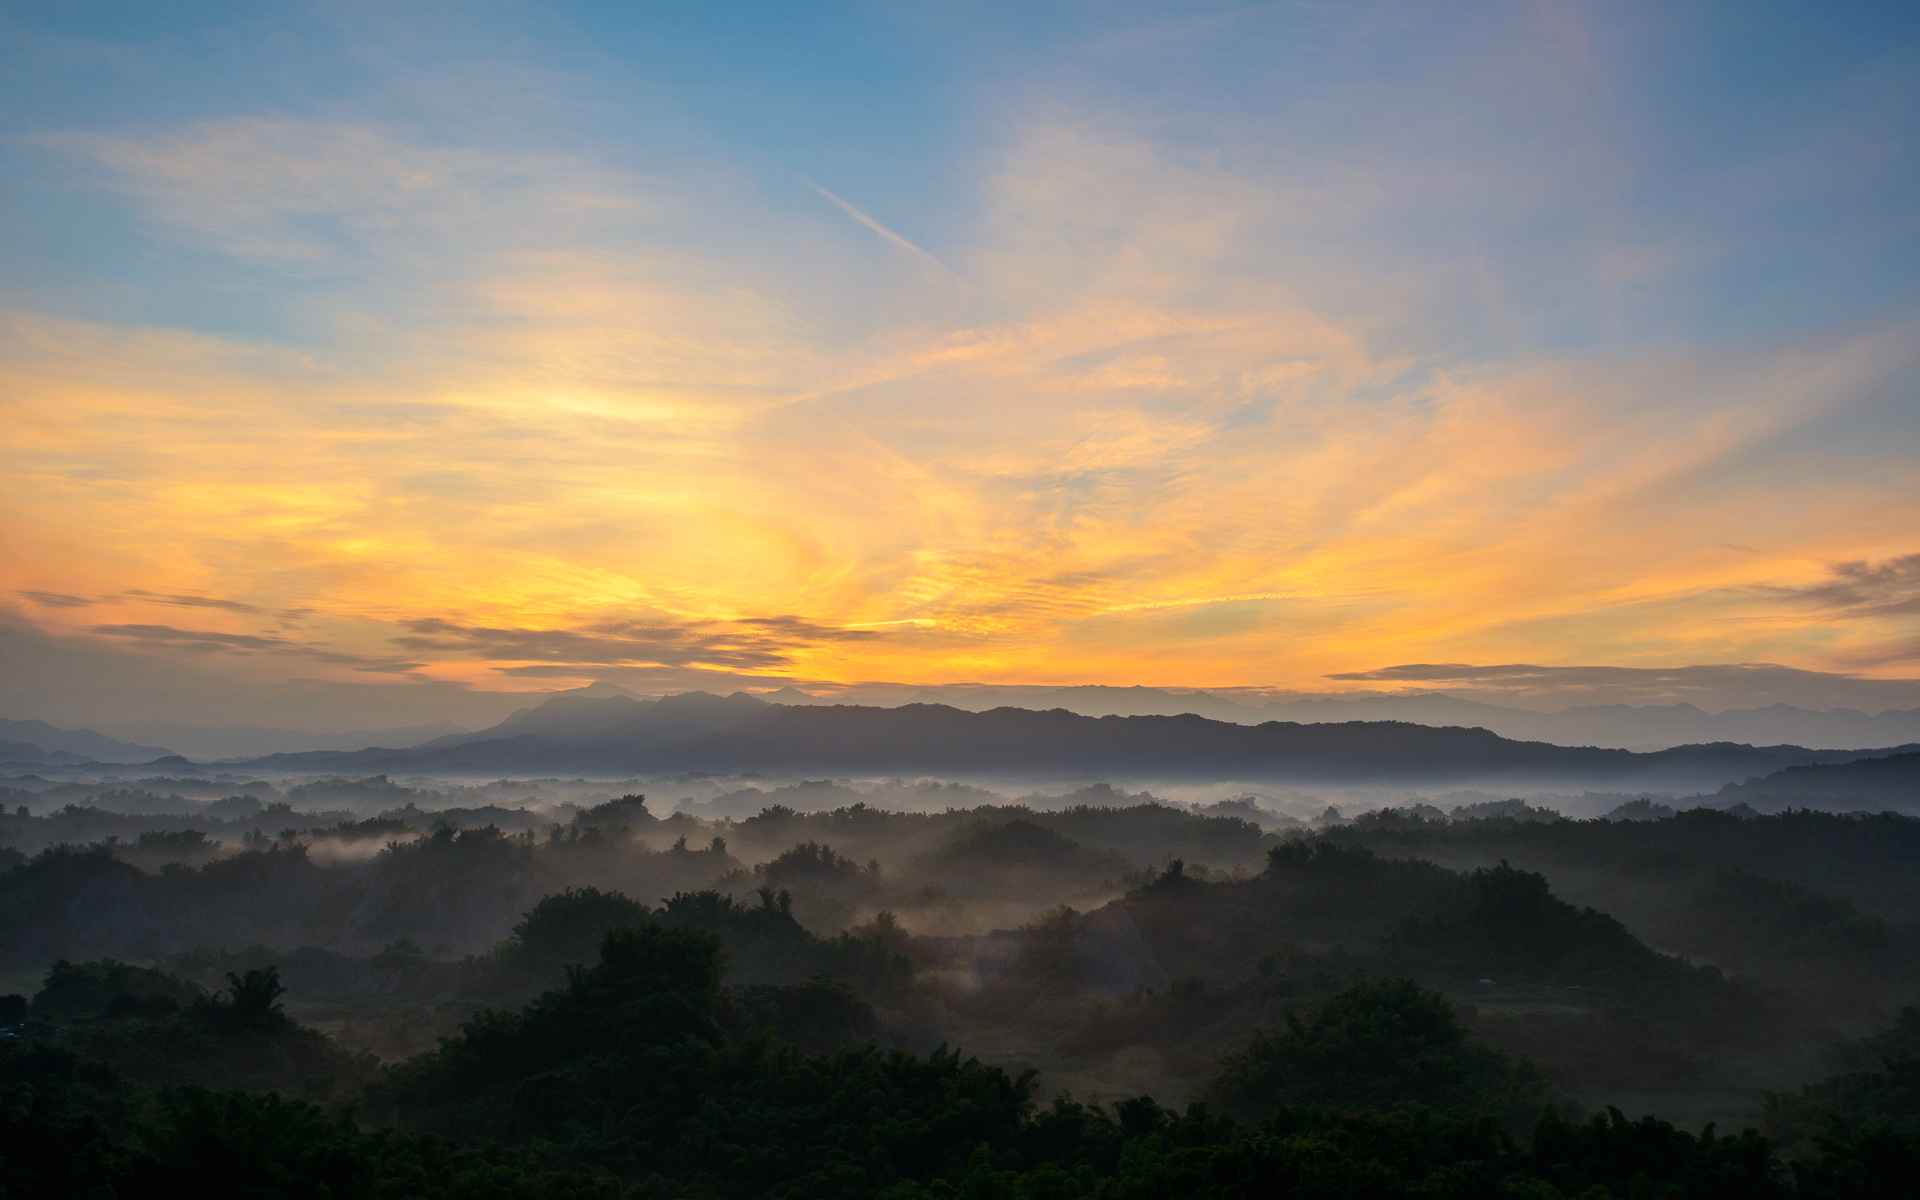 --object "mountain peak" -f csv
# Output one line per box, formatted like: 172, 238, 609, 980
762, 686, 822, 704
564, 680, 648, 700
